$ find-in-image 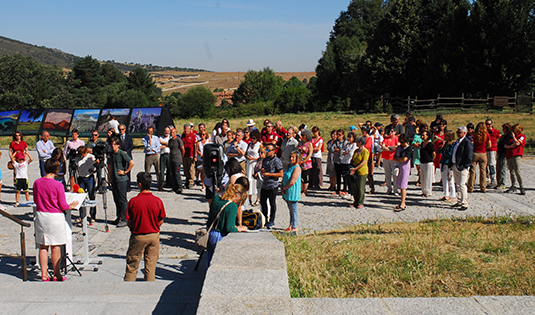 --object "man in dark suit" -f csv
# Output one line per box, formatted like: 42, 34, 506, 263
119, 124, 134, 191
449, 126, 473, 211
